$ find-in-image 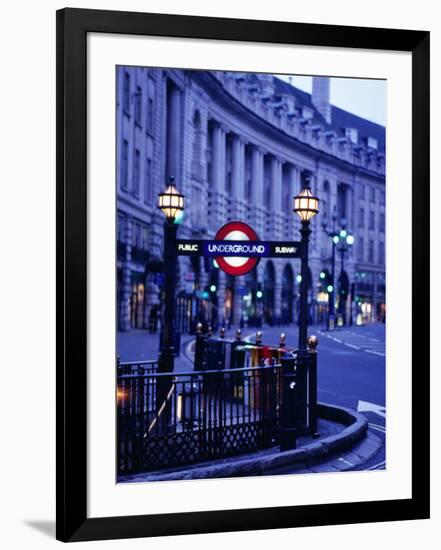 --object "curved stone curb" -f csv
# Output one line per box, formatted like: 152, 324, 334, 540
121, 403, 369, 483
